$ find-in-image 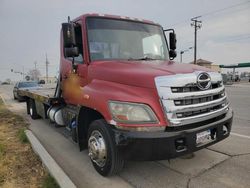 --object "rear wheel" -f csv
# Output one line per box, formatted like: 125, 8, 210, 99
28, 99, 40, 119
13, 93, 17, 100
17, 95, 22, 102
87, 119, 124, 176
